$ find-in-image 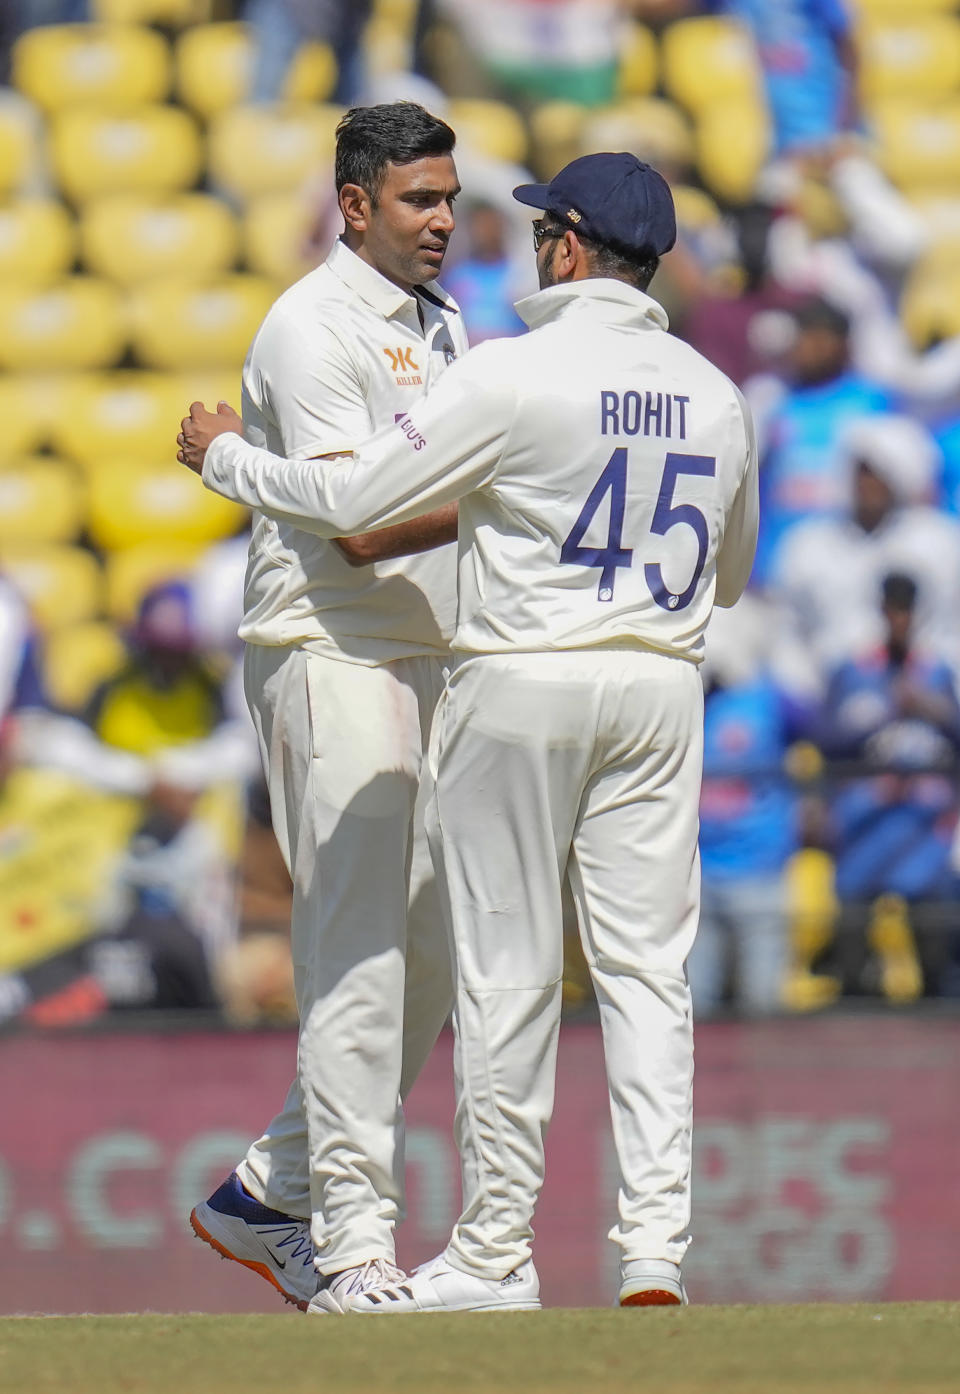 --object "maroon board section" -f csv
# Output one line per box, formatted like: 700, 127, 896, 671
2, 1017, 959, 1312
